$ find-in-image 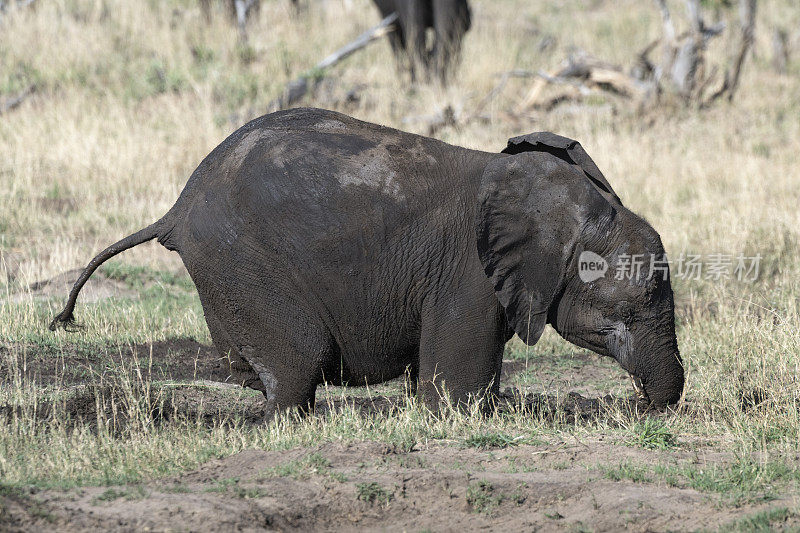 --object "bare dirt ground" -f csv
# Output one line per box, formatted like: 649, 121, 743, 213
1, 338, 795, 532
3, 437, 797, 532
